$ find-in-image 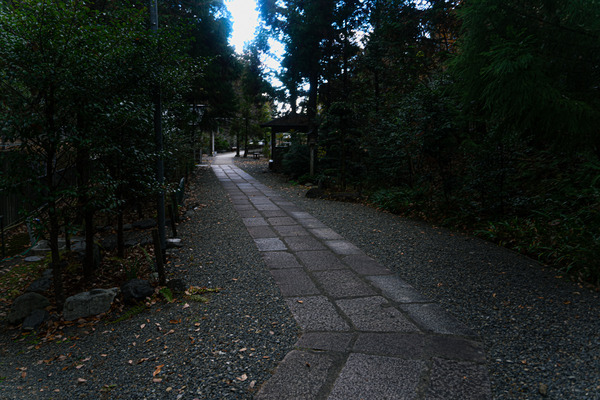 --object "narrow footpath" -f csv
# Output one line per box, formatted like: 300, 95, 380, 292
212, 153, 491, 399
